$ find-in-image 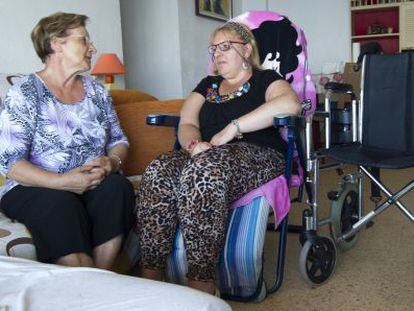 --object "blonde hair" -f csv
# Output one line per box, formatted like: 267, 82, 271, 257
31, 12, 88, 63
210, 22, 262, 74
